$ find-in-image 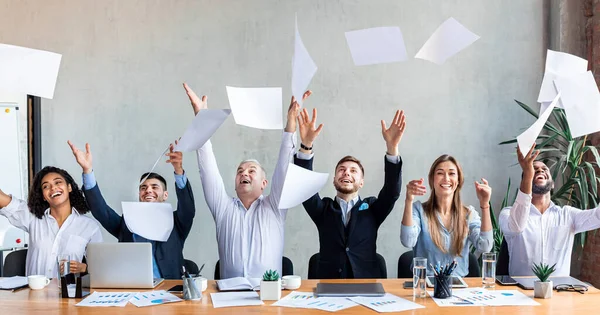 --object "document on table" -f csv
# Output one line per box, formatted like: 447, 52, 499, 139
76, 291, 136, 307
0, 276, 27, 289
279, 163, 329, 209
129, 290, 183, 307
348, 293, 424, 313
210, 291, 264, 308
122, 201, 174, 242
273, 291, 357, 312
427, 290, 483, 307
453, 288, 539, 306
